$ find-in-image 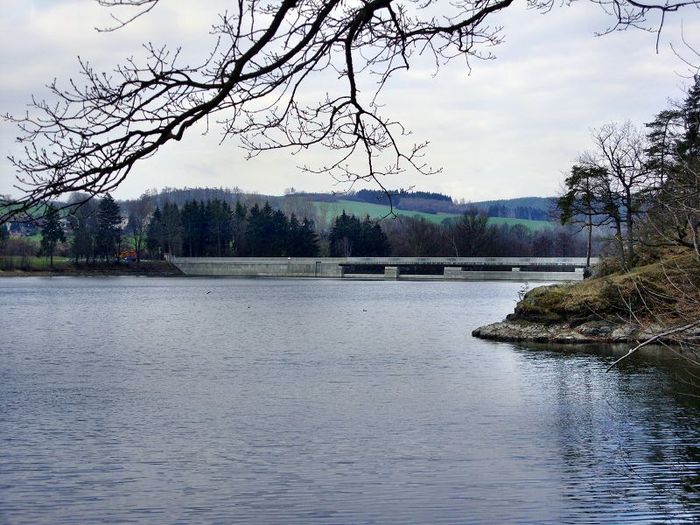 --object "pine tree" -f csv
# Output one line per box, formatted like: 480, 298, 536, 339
300, 218, 320, 256
557, 165, 611, 267
0, 221, 8, 246
181, 200, 203, 256
232, 201, 248, 256
95, 194, 122, 262
245, 203, 263, 256
206, 200, 233, 256
328, 212, 389, 256
679, 75, 700, 159
40, 205, 66, 267
68, 197, 98, 263
270, 209, 289, 256
287, 214, 319, 256
329, 211, 361, 256
359, 217, 390, 256
645, 76, 700, 253
146, 206, 164, 259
